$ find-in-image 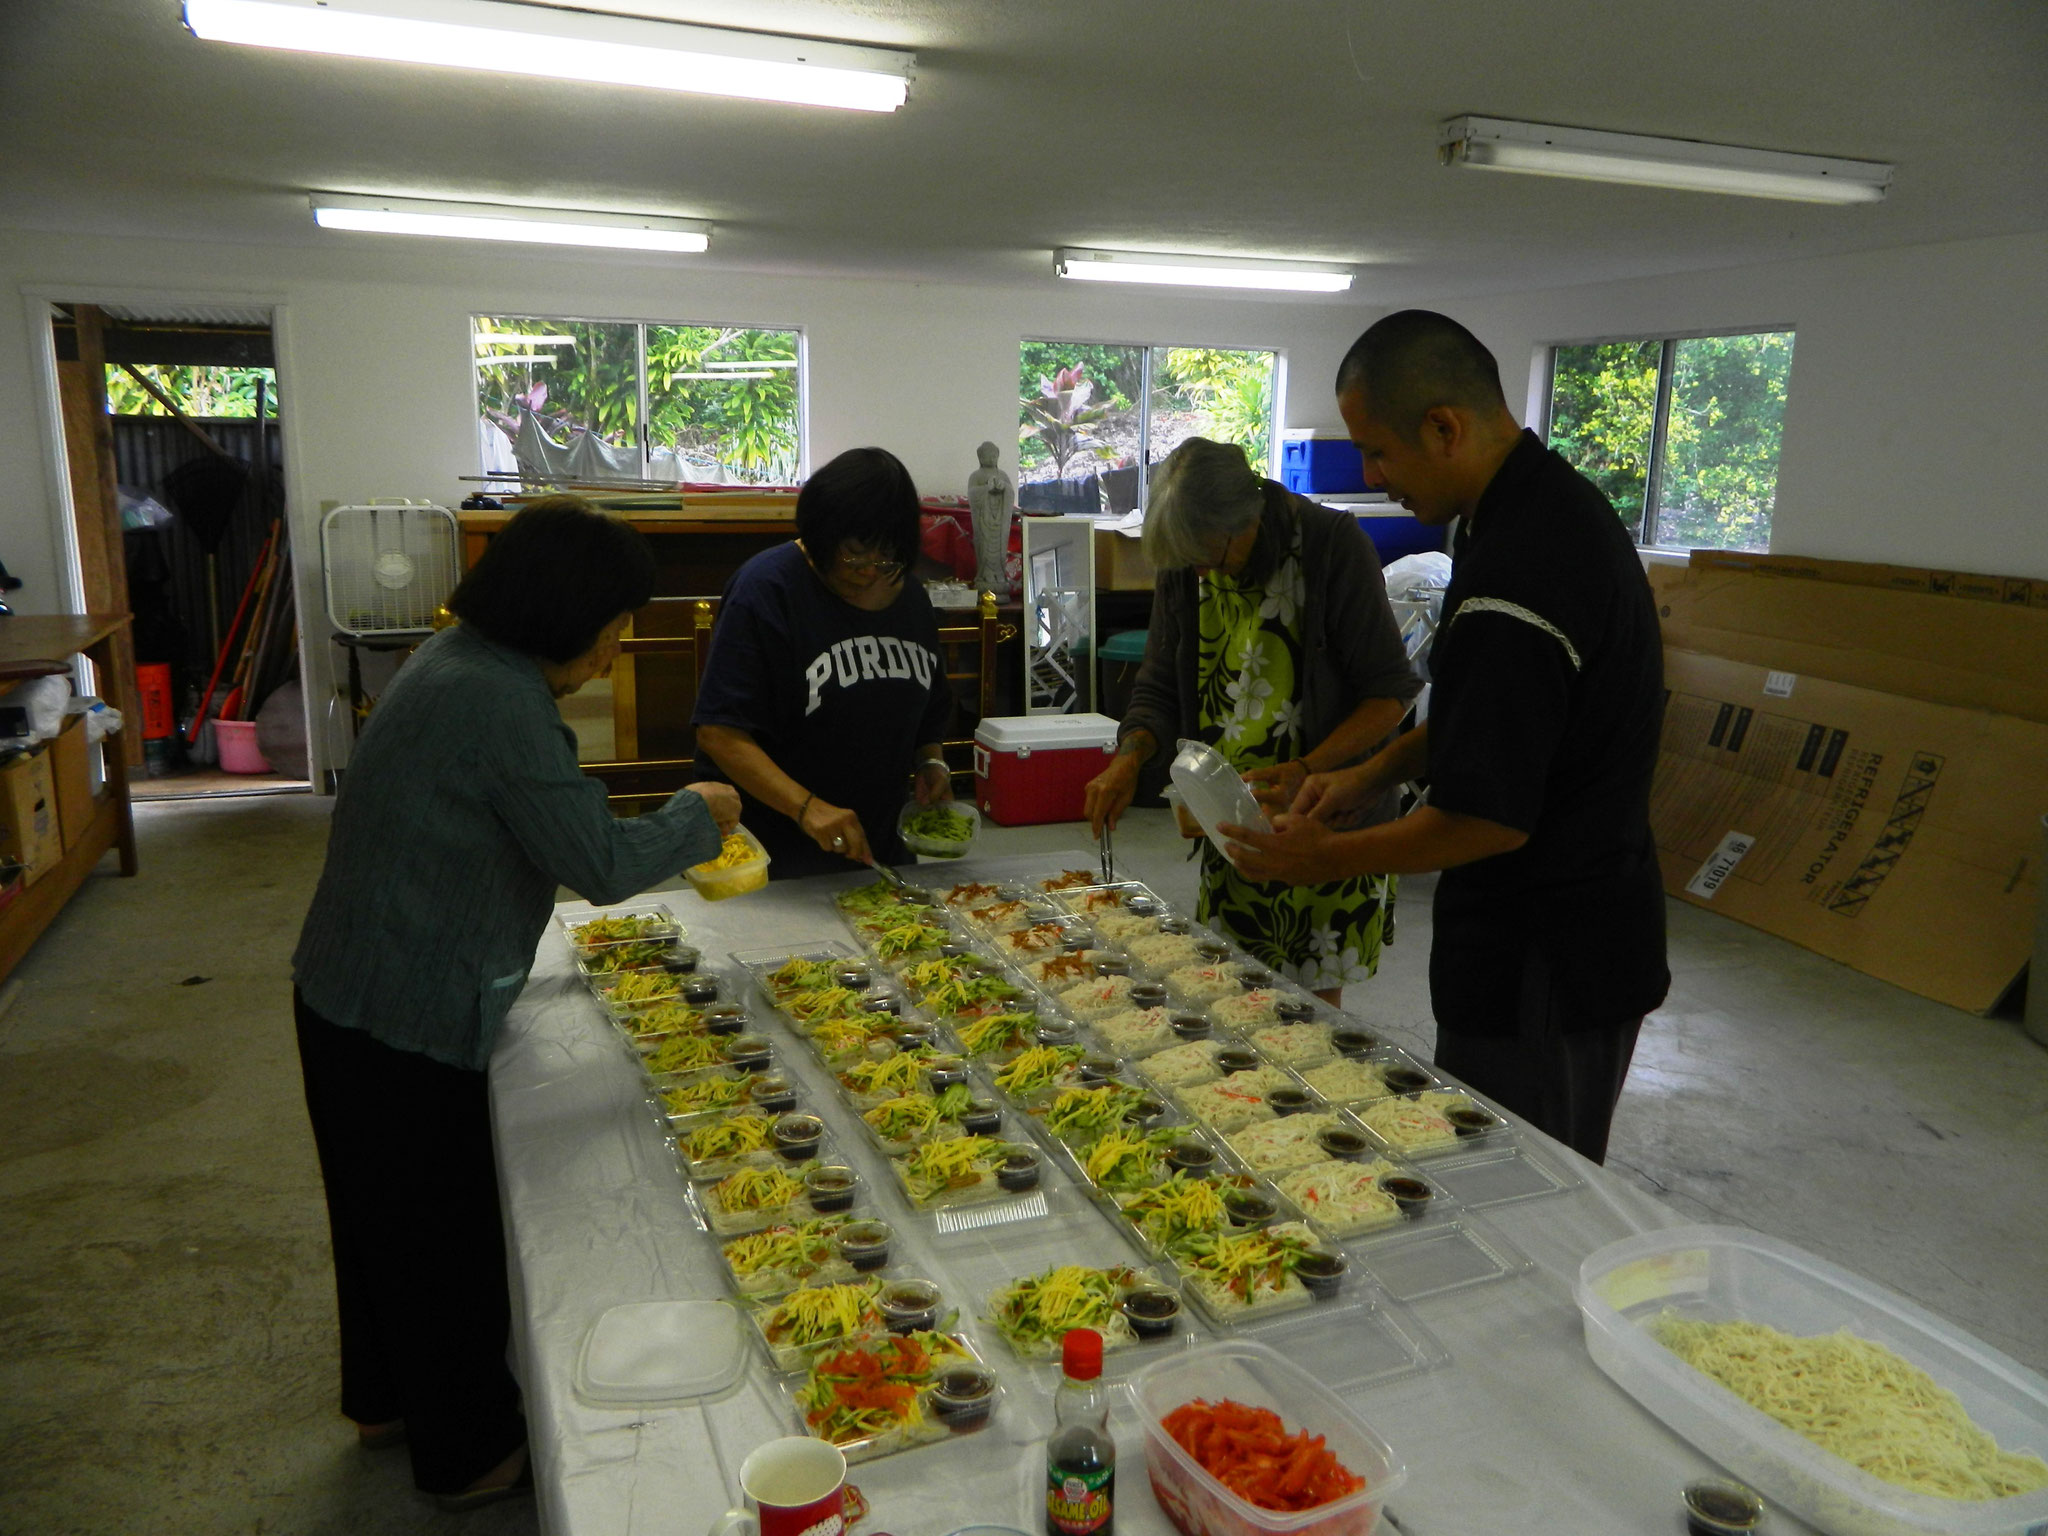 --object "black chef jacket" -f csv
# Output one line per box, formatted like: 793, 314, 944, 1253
1424, 430, 1670, 1036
